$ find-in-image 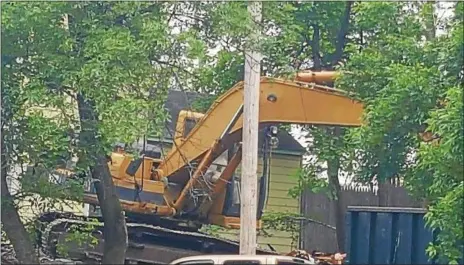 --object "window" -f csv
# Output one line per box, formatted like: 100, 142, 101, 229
183, 118, 197, 138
